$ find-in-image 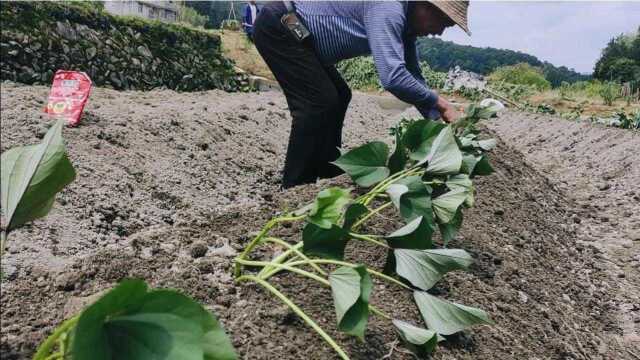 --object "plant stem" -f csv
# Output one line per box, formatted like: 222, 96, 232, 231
240, 262, 394, 322
284, 259, 412, 291
0, 230, 7, 258
263, 237, 326, 276
43, 352, 63, 360
369, 305, 392, 320
237, 275, 350, 360
352, 201, 392, 230
257, 242, 304, 279
235, 258, 330, 286
349, 232, 389, 248
33, 315, 79, 360
234, 214, 305, 277
358, 166, 421, 206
